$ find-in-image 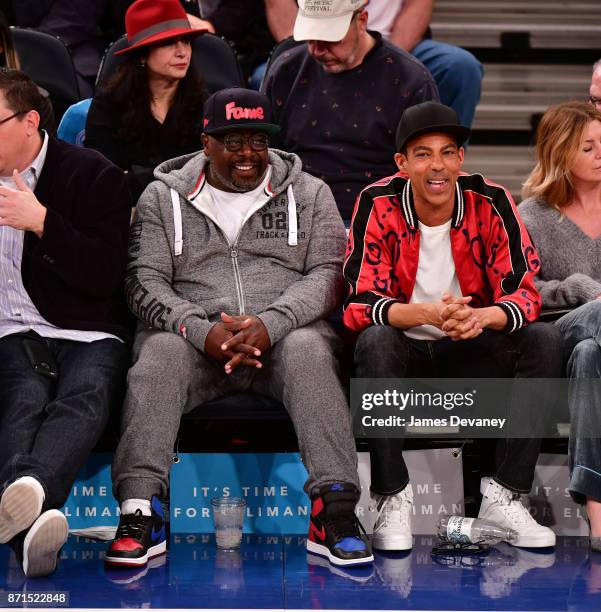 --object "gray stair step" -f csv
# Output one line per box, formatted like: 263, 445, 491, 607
473, 64, 591, 130
433, 1, 601, 13
474, 106, 543, 131
431, 0, 601, 49
482, 64, 591, 92
463, 145, 534, 202
431, 23, 601, 49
